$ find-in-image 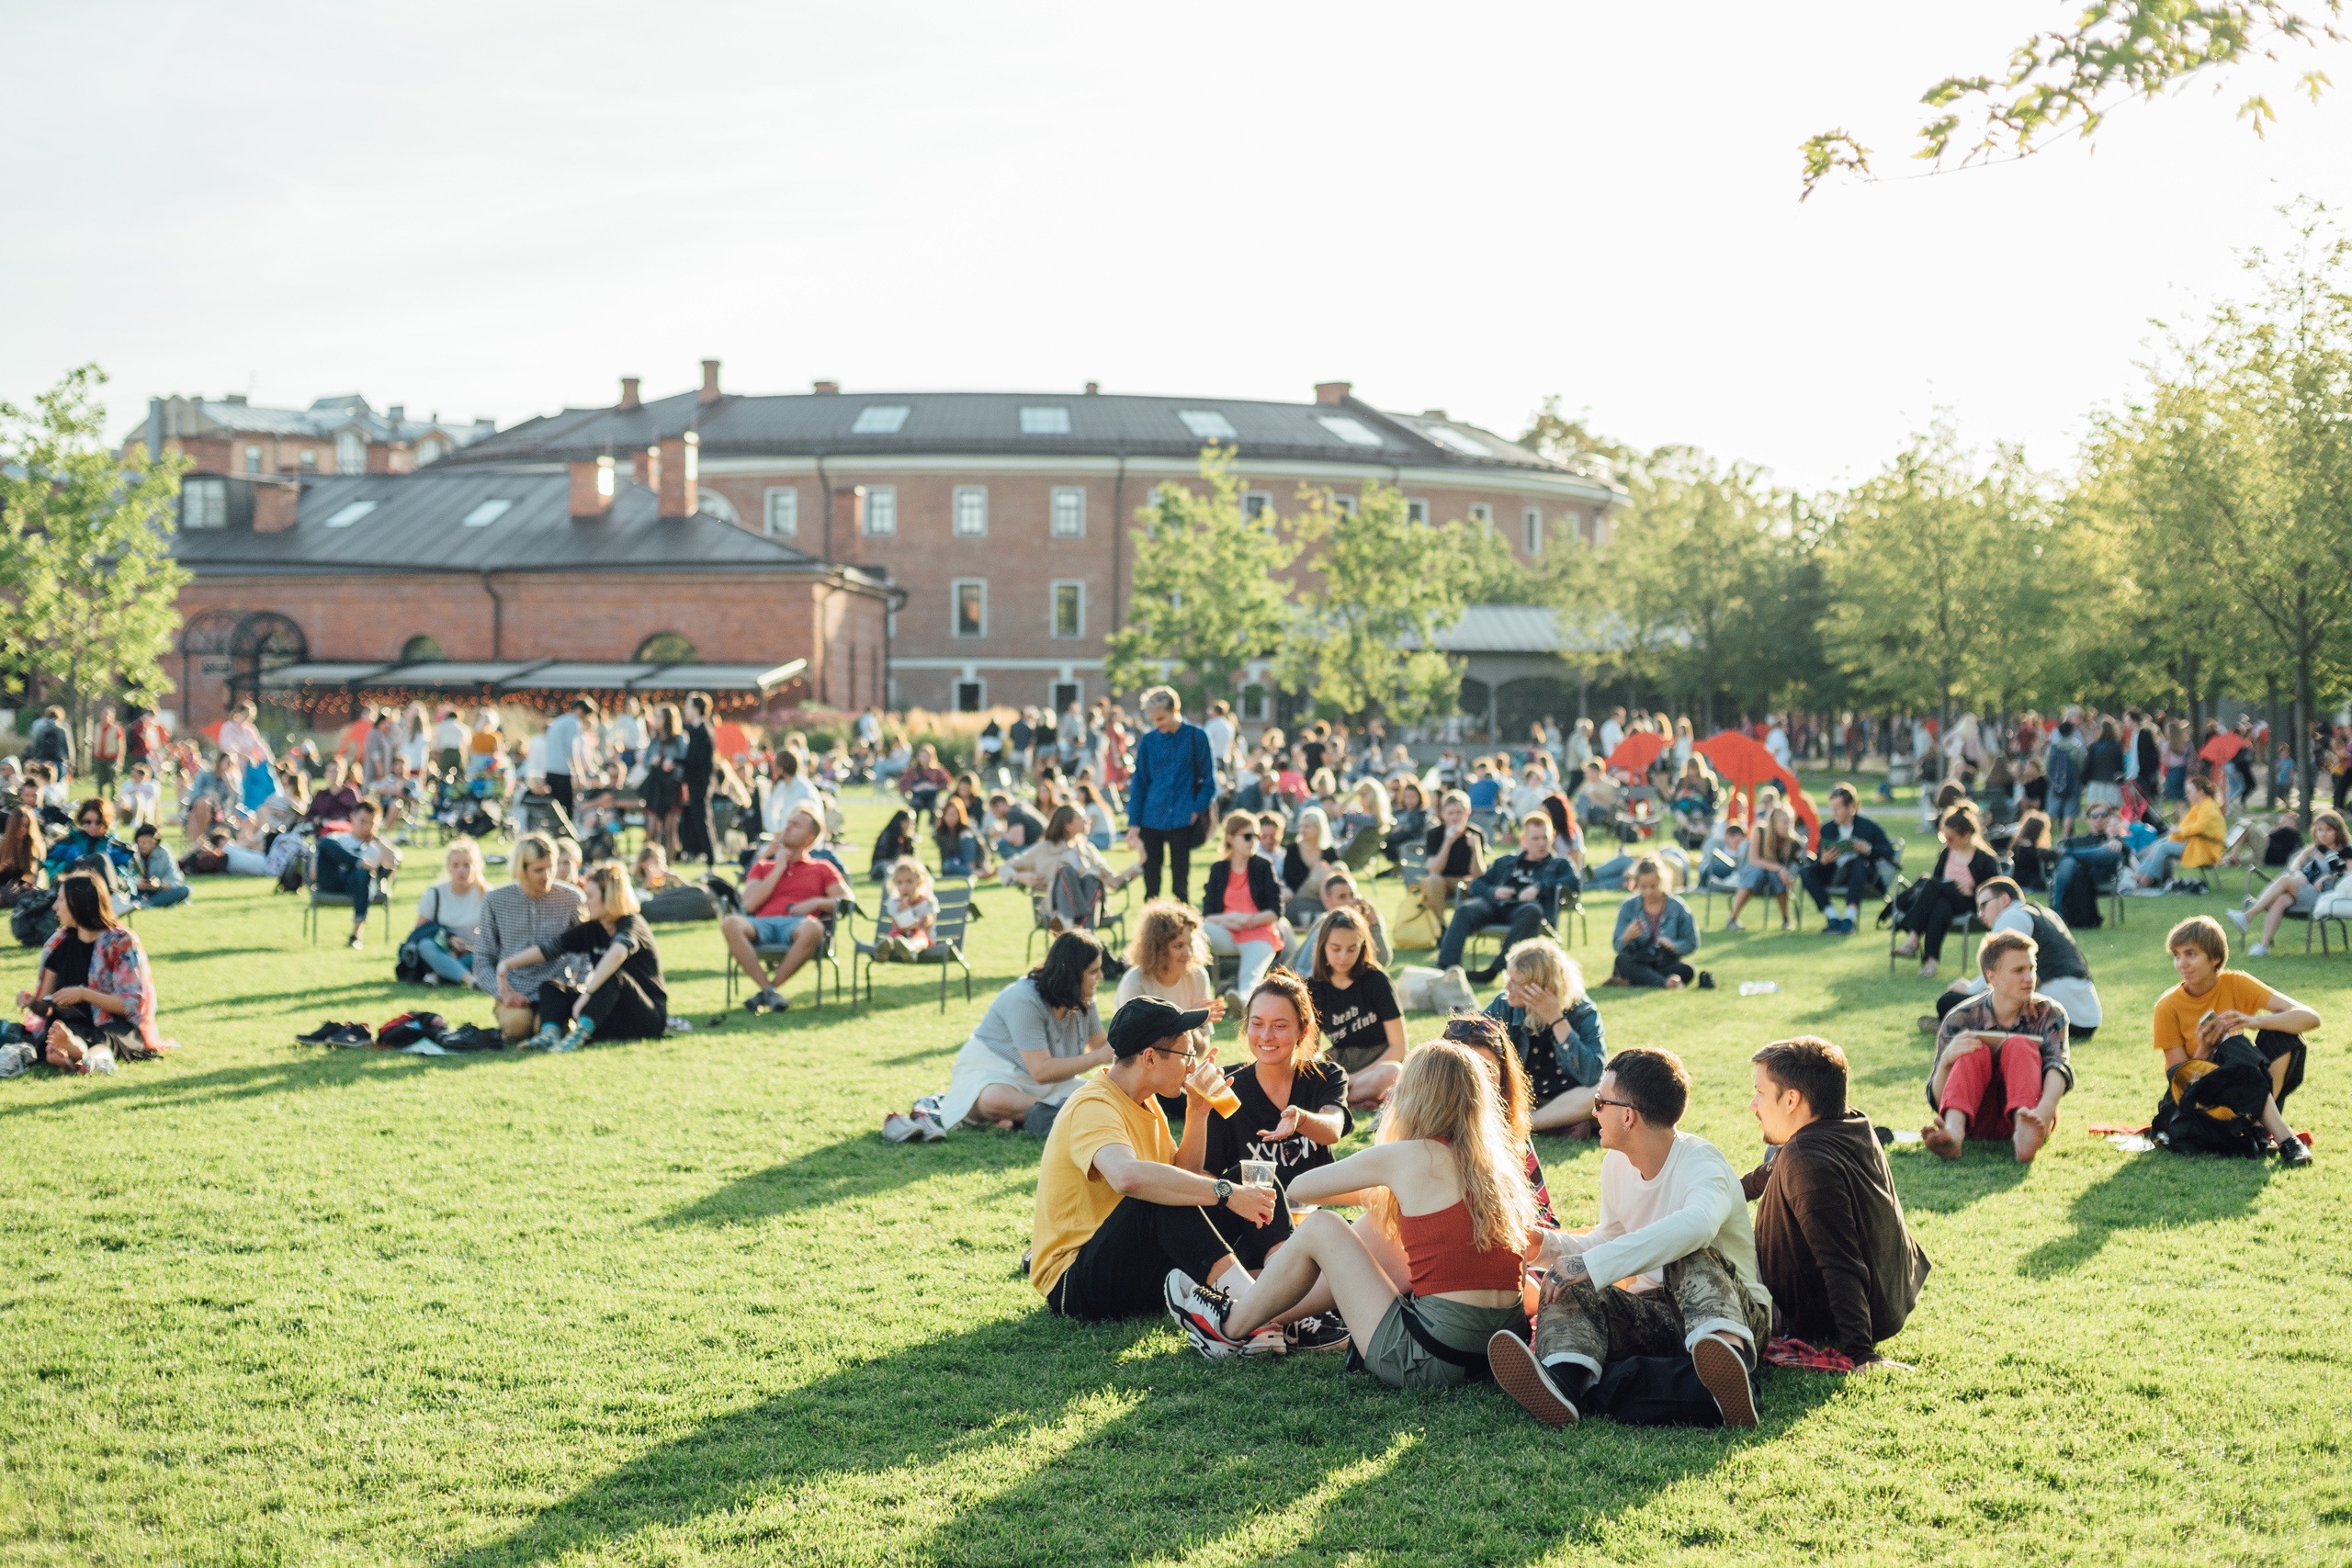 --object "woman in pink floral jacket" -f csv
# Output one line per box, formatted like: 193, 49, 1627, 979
17, 873, 161, 1068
